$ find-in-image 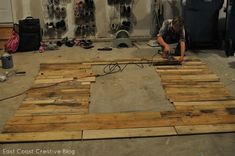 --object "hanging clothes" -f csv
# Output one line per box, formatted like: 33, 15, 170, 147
150, 0, 164, 38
